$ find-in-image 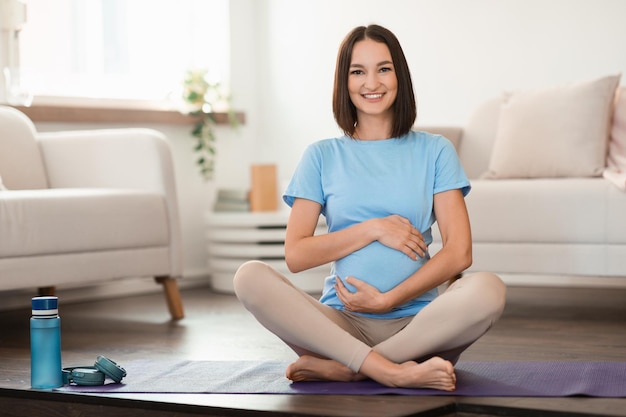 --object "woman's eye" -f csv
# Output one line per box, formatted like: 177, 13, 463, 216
379, 67, 393, 73
350, 69, 364, 75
